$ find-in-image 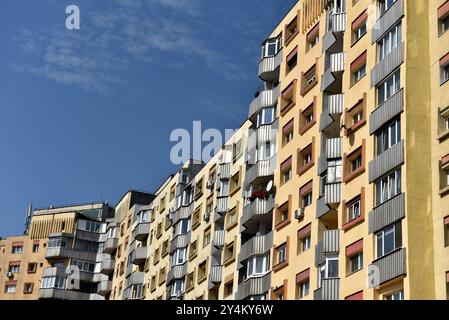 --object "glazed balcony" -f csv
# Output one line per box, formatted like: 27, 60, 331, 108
248, 84, 280, 119
245, 155, 277, 185
314, 278, 340, 300
132, 222, 150, 241
236, 272, 271, 300
241, 195, 275, 227
368, 248, 406, 288
130, 246, 147, 265
103, 237, 119, 255
258, 48, 283, 81
98, 280, 112, 296
238, 232, 273, 264
100, 259, 115, 275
